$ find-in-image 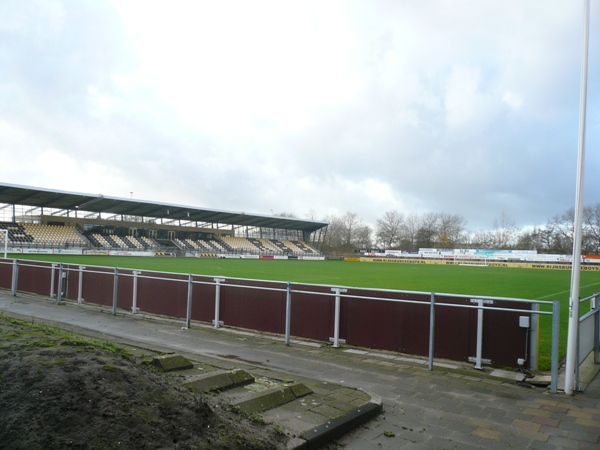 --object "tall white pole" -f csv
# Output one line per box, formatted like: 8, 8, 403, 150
565, 0, 590, 395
